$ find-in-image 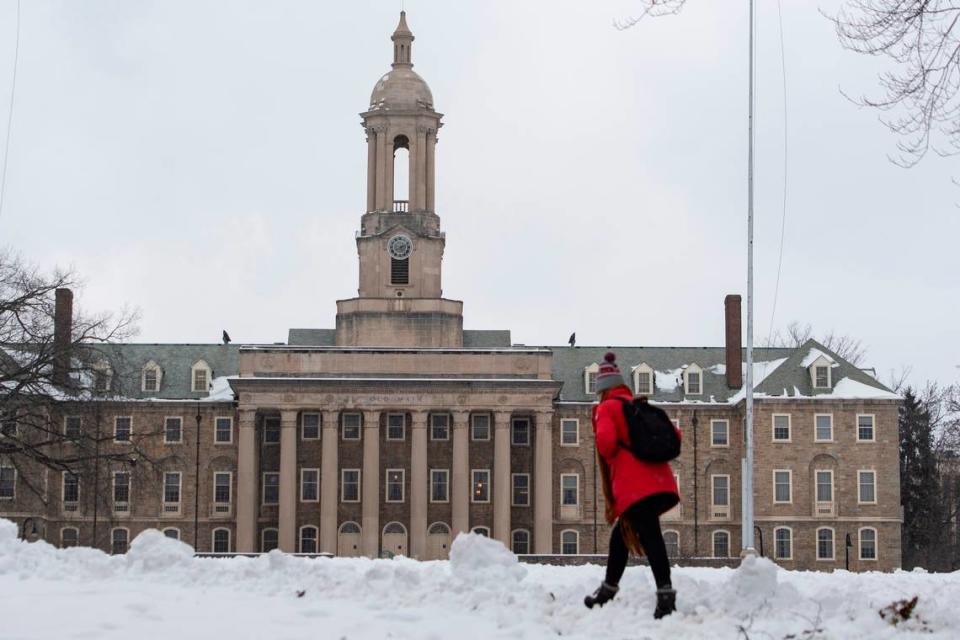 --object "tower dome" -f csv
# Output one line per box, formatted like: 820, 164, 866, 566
368, 11, 434, 110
